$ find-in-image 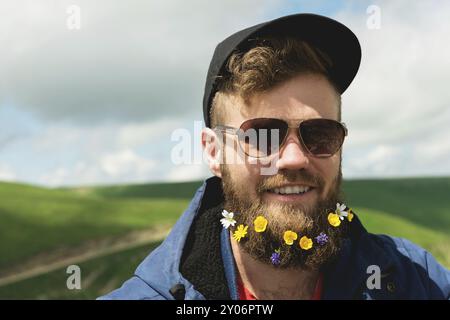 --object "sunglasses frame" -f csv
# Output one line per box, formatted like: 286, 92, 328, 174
214, 118, 348, 158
